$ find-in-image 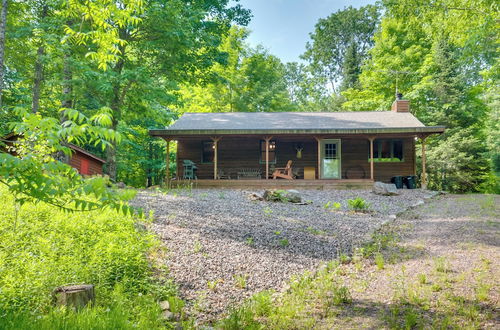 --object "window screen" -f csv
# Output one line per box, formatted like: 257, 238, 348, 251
369, 139, 404, 162
260, 140, 276, 164
201, 141, 214, 163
